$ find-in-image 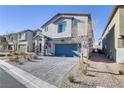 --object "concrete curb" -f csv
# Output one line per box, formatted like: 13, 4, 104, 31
0, 60, 56, 88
